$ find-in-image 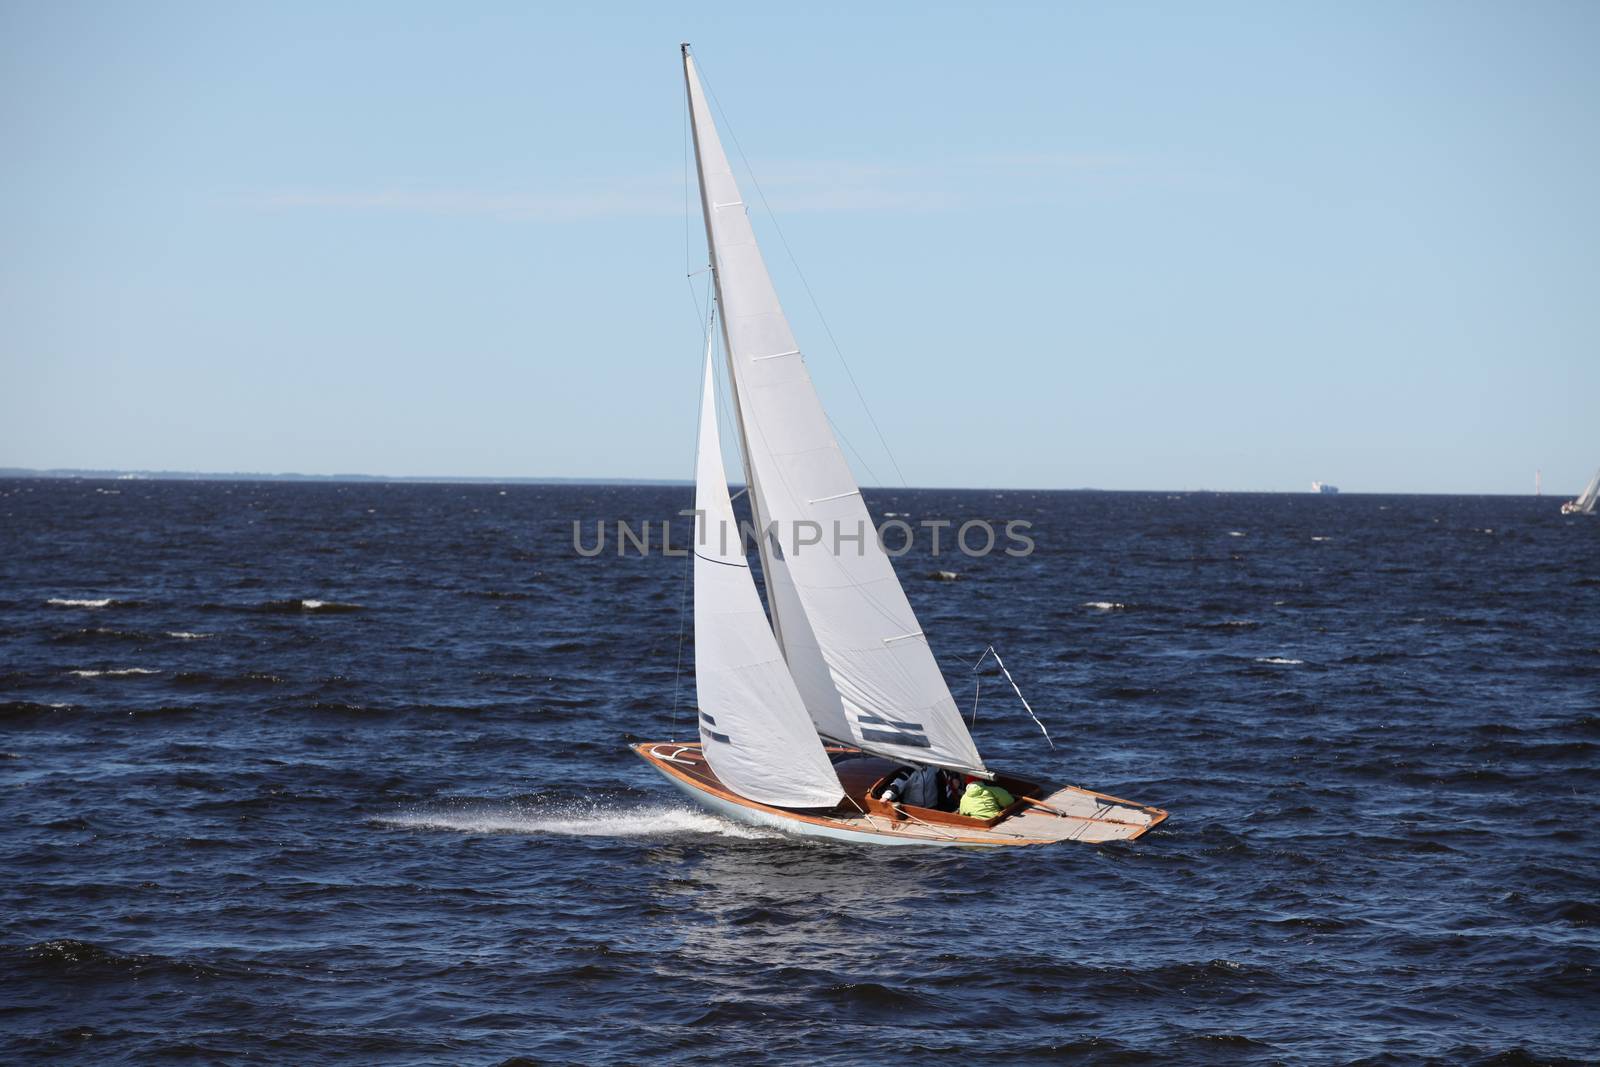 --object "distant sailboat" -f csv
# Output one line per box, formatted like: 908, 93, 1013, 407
1311, 481, 1339, 495
631, 46, 1166, 847
1561, 469, 1600, 515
